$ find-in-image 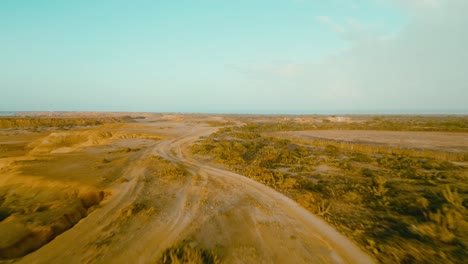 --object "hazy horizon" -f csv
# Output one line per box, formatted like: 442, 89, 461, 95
2, 110, 467, 116
1, 0, 467, 114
